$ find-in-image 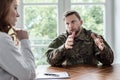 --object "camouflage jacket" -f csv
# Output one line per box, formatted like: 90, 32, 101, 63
45, 28, 114, 66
